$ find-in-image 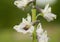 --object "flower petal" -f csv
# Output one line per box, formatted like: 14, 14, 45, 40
44, 4, 49, 13
27, 26, 34, 33
43, 10, 56, 22
27, 14, 31, 23
36, 23, 43, 35
48, 7, 51, 13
